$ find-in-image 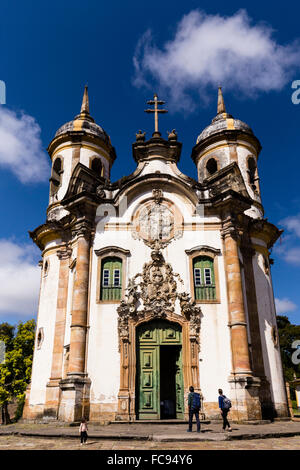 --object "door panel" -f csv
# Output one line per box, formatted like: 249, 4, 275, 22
175, 348, 184, 419
138, 347, 160, 419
